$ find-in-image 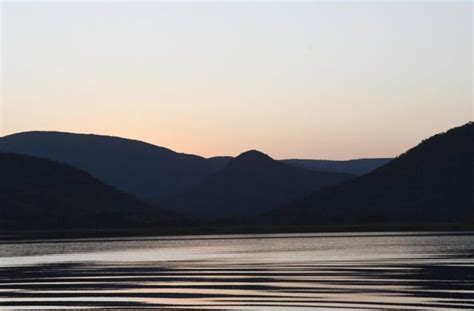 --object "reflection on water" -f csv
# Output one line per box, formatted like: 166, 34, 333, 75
0, 232, 473, 310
